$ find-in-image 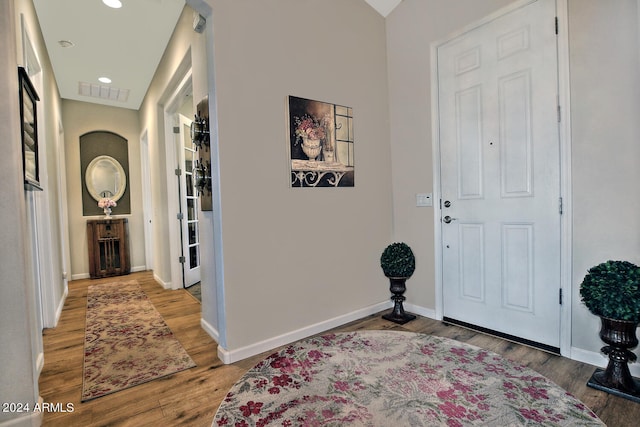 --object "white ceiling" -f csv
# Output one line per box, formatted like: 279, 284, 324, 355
32, 0, 185, 110
32, 0, 401, 111
365, 0, 403, 17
